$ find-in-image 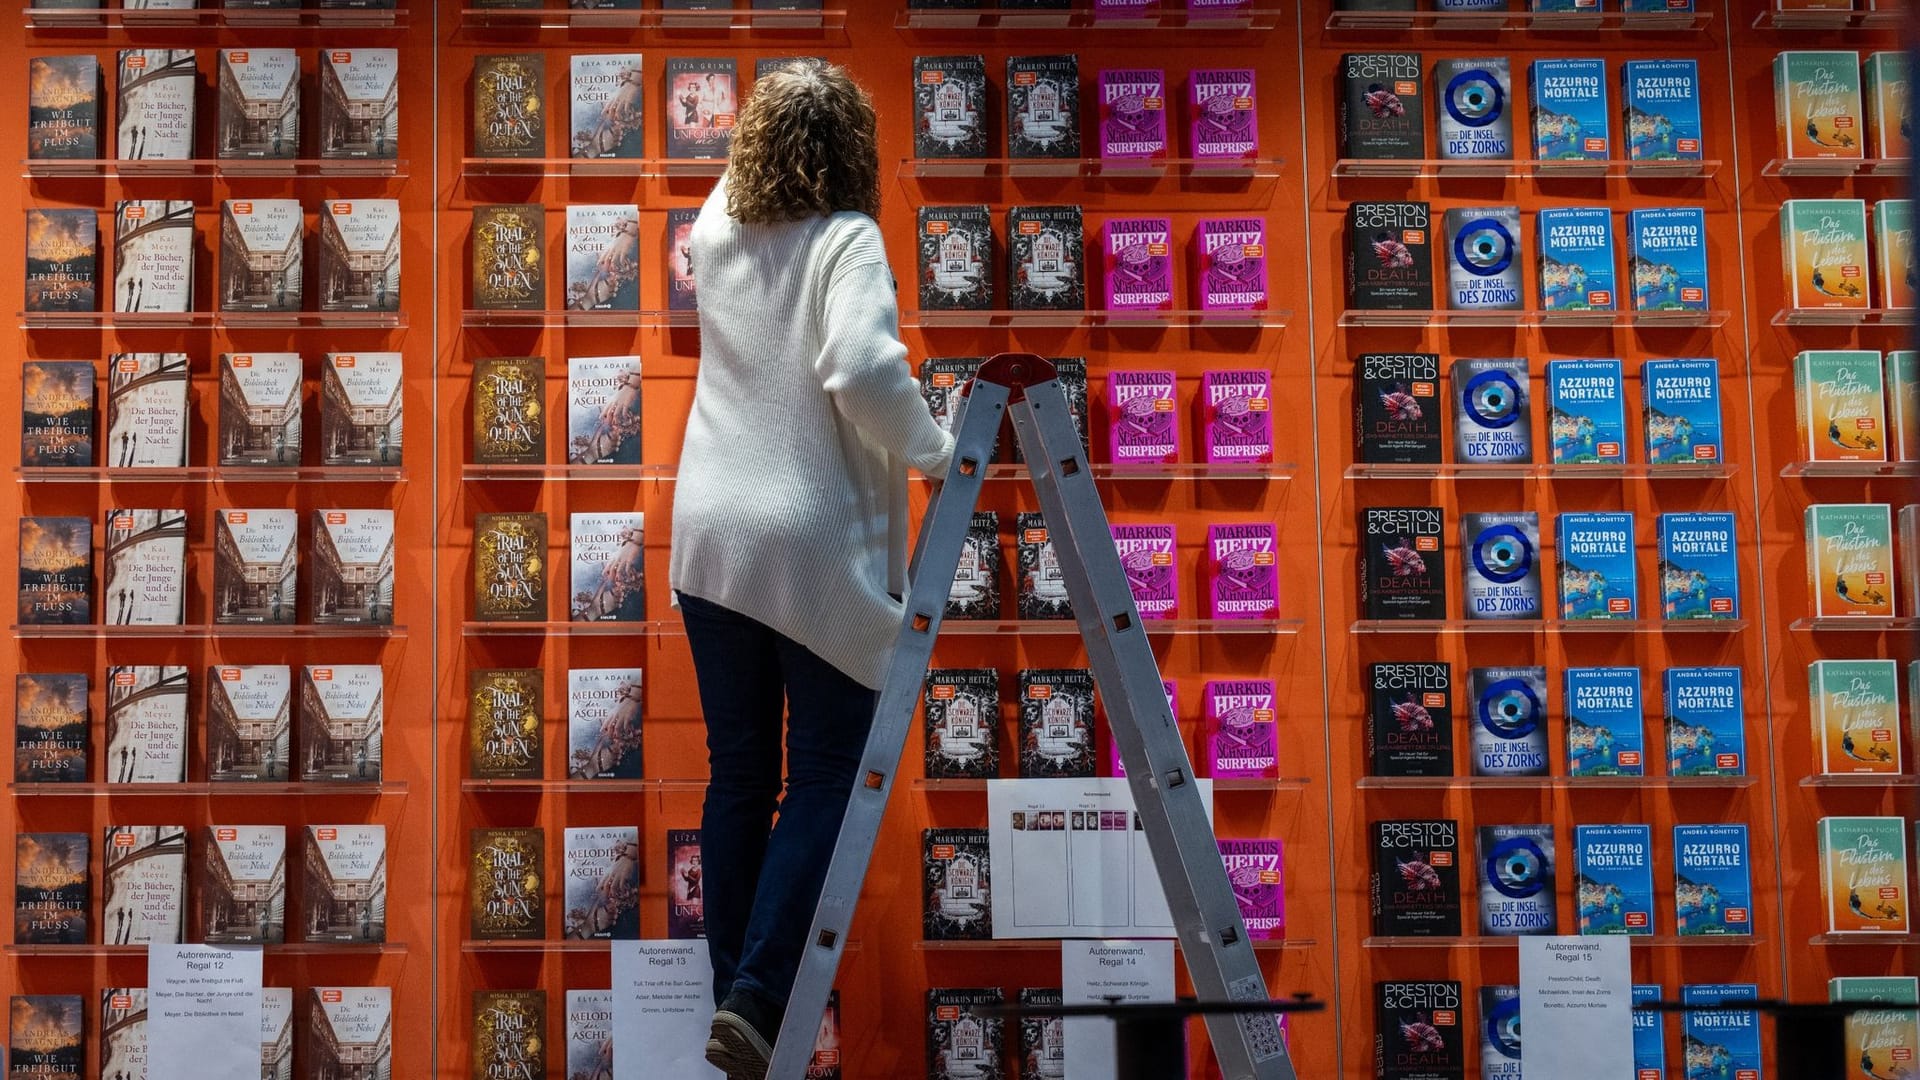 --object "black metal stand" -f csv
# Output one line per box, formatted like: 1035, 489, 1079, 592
995, 995, 1326, 1080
